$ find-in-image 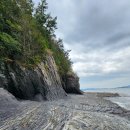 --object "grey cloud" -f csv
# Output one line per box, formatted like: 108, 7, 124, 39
34, 0, 130, 48
107, 32, 130, 44
34, 0, 130, 88
63, 0, 130, 49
